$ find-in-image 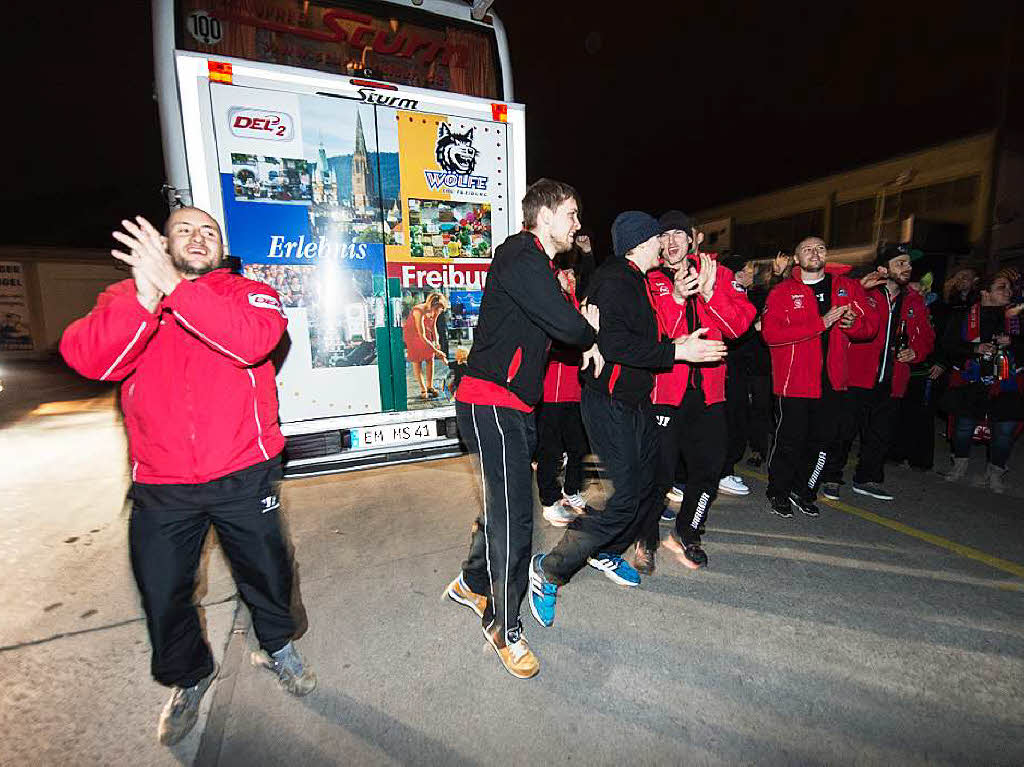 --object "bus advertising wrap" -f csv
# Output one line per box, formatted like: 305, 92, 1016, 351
210, 84, 509, 417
